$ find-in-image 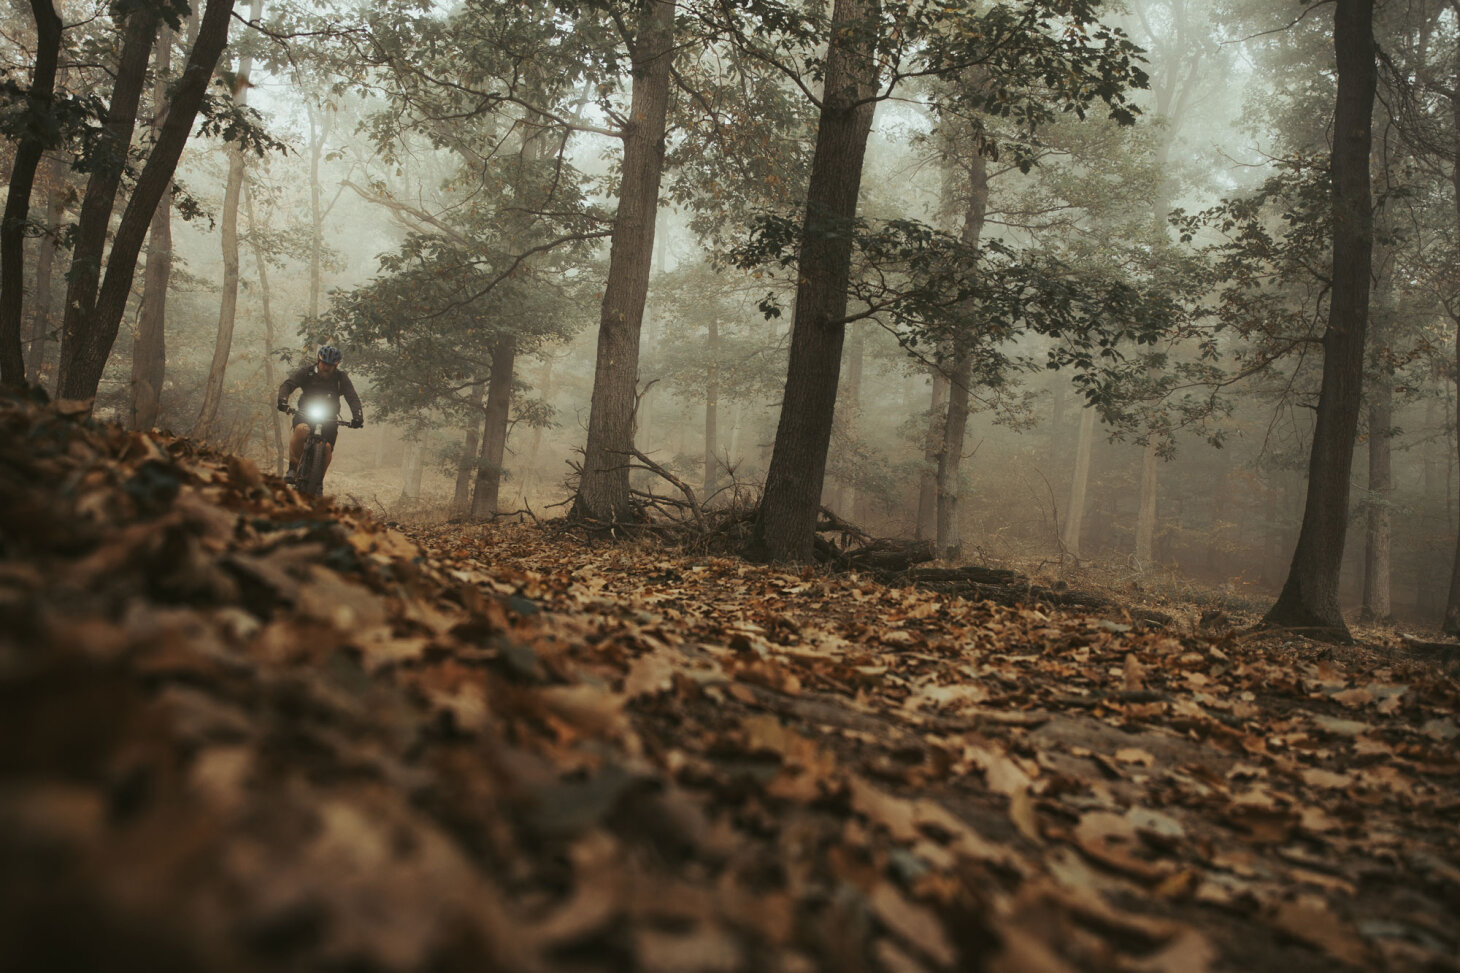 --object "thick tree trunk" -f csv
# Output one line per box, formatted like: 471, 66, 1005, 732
129, 28, 174, 430
25, 162, 64, 385
704, 317, 720, 498
400, 437, 425, 502
1262, 0, 1376, 641
572, 0, 674, 522
0, 0, 62, 386
57, 0, 236, 403
1446, 322, 1460, 634
193, 0, 260, 438
55, 6, 160, 396
453, 376, 487, 515
471, 336, 517, 520
1064, 406, 1096, 558
916, 371, 949, 540
748, 0, 880, 562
